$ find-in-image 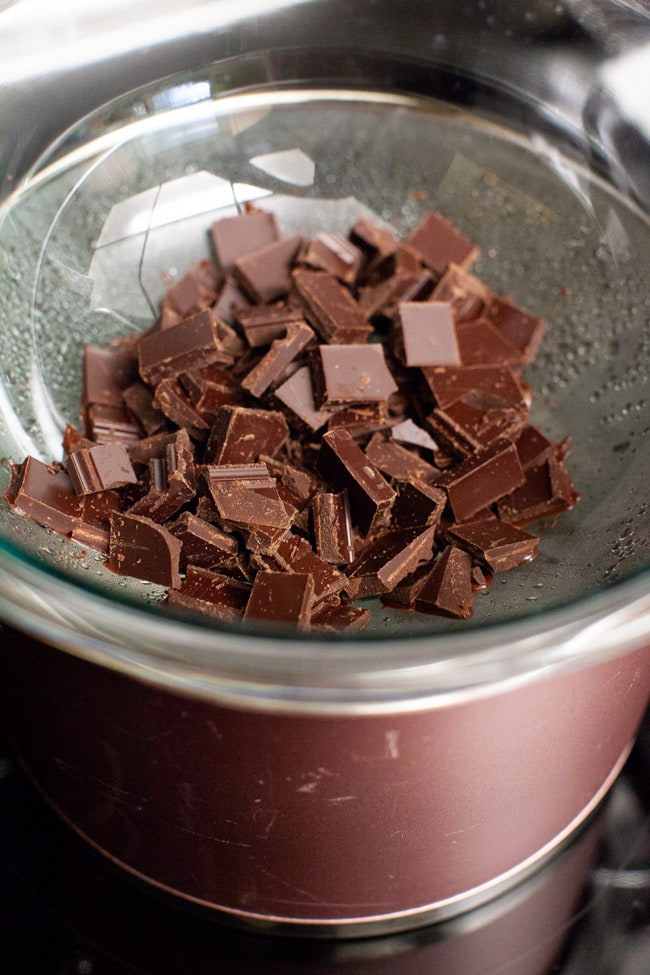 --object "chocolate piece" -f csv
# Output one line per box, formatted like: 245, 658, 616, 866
421, 365, 529, 411
70, 489, 122, 554
211, 210, 280, 270
82, 345, 138, 409
414, 545, 474, 619
164, 260, 221, 319
312, 343, 398, 407
345, 526, 436, 599
434, 438, 525, 522
390, 419, 439, 453
325, 404, 392, 440
486, 295, 545, 364
125, 431, 179, 465
137, 310, 222, 386
213, 276, 253, 325
349, 217, 399, 267
203, 463, 294, 534
273, 365, 334, 433
446, 518, 539, 572
497, 456, 579, 526
397, 301, 461, 367
108, 511, 182, 588
273, 534, 347, 602
234, 233, 304, 304
84, 403, 142, 444
241, 322, 314, 398
312, 490, 355, 565
166, 566, 250, 620
243, 571, 315, 630
471, 564, 492, 592
365, 432, 437, 482
430, 263, 492, 322
65, 442, 137, 495
292, 269, 372, 343
380, 563, 431, 610
205, 405, 288, 465
236, 303, 306, 348
406, 211, 479, 279
310, 602, 370, 631
455, 318, 521, 366
358, 271, 422, 320
300, 232, 363, 284
316, 429, 395, 536
167, 511, 238, 570
122, 382, 168, 436
258, 454, 316, 509
426, 394, 528, 458
152, 378, 210, 441
126, 430, 196, 523
5, 457, 82, 534
390, 480, 446, 531
512, 425, 556, 471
